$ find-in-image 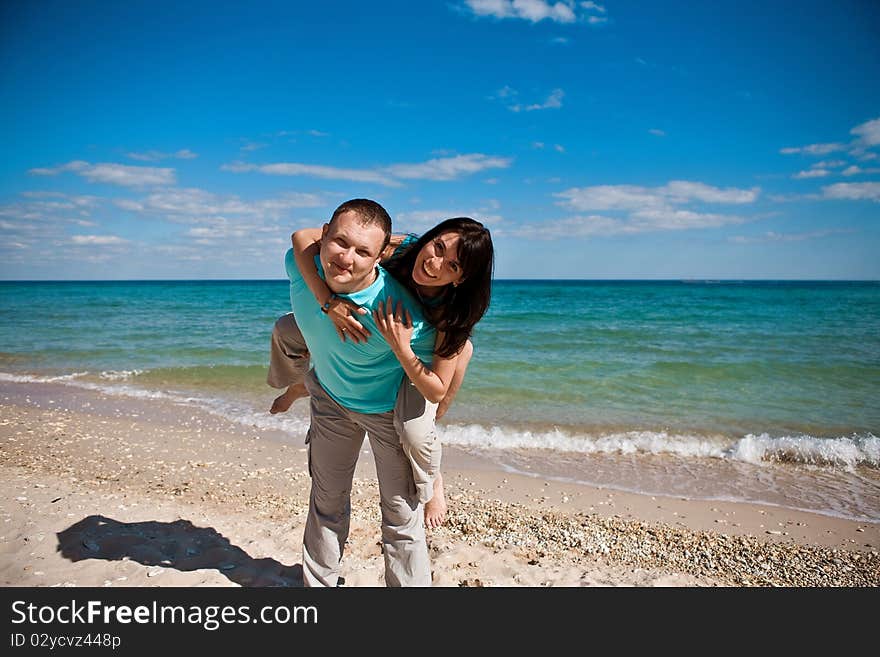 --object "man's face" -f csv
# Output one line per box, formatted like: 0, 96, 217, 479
319, 210, 386, 293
